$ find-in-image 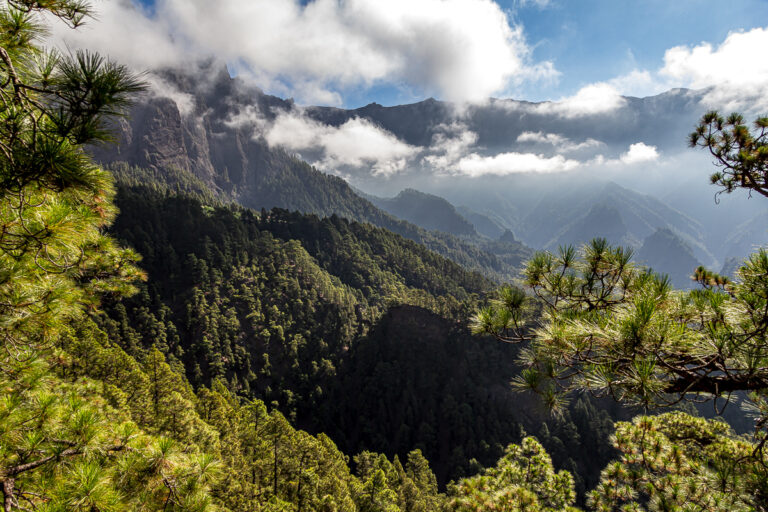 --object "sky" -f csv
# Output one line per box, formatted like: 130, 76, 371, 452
50, 0, 768, 108
514, 0, 768, 99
